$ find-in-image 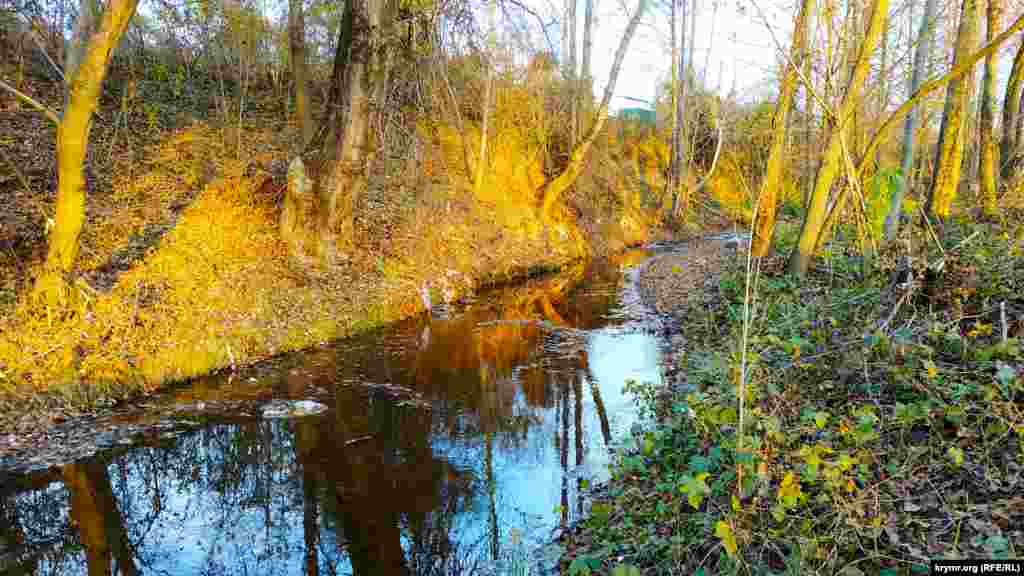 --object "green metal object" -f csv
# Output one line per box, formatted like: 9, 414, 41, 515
618, 107, 656, 124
